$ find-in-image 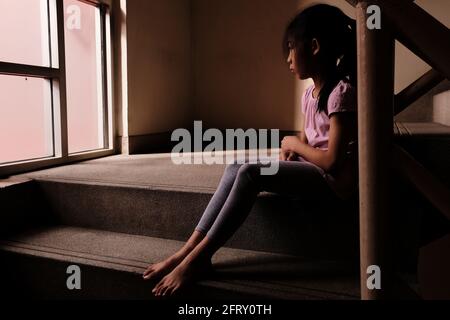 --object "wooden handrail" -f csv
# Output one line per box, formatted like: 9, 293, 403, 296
394, 69, 445, 115
355, 1, 396, 300
346, 0, 448, 113
348, 0, 450, 79
346, 0, 449, 300
393, 145, 450, 220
